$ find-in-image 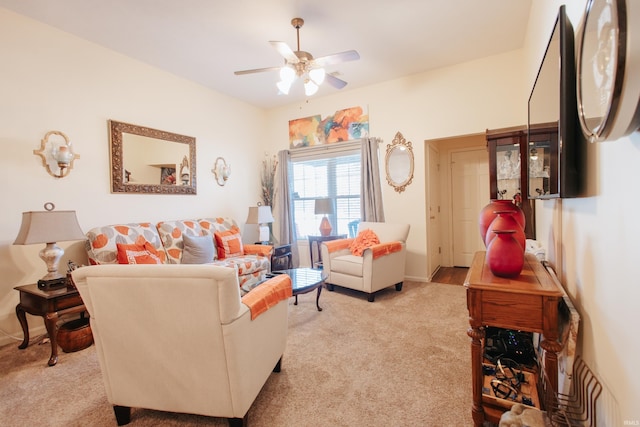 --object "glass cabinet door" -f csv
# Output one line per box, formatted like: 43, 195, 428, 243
495, 141, 522, 201
488, 130, 524, 203
487, 127, 536, 240
527, 126, 559, 199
